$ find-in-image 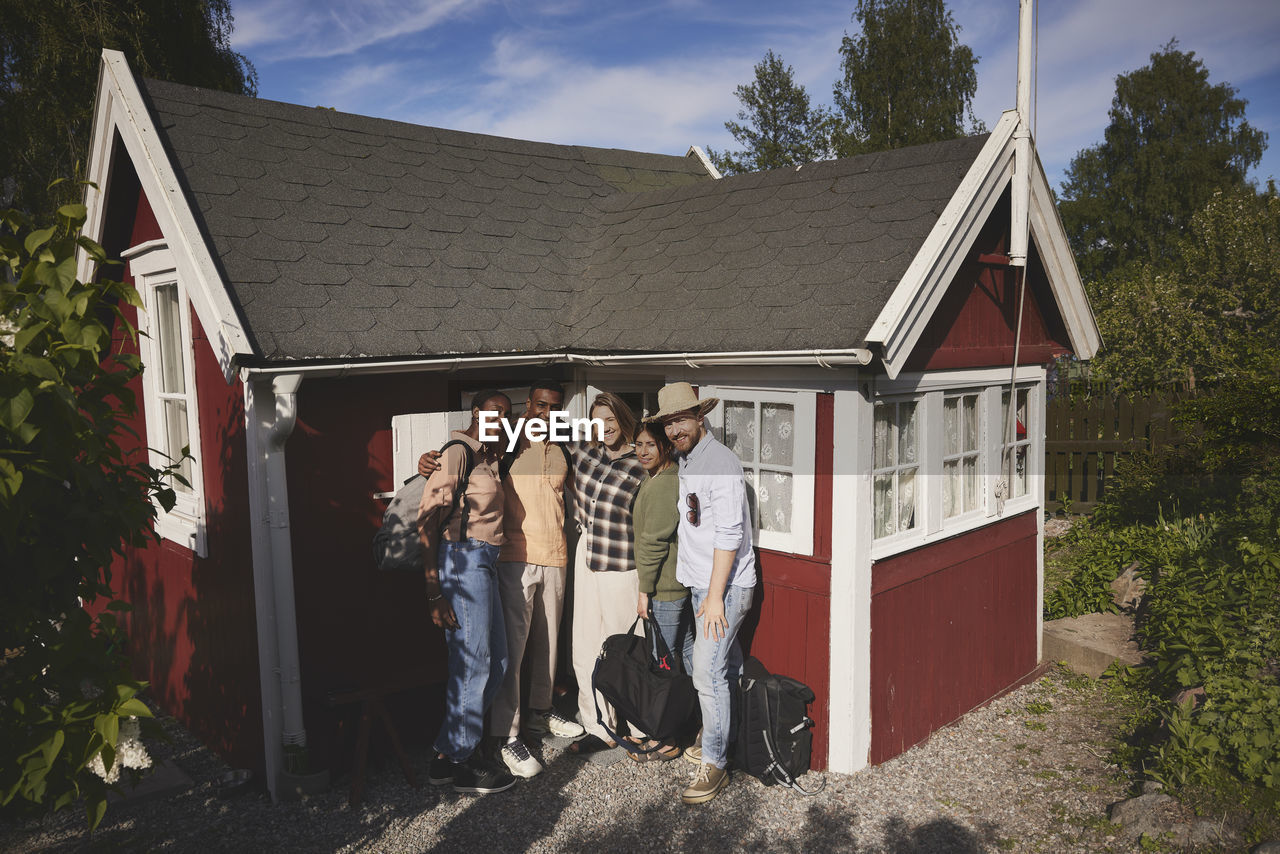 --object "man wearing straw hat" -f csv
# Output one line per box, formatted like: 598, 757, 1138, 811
652, 382, 757, 805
